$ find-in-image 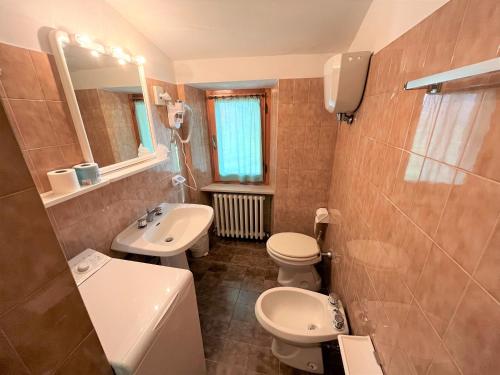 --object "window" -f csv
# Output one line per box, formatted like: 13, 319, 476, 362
133, 100, 154, 153
206, 89, 270, 184
128, 94, 154, 153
